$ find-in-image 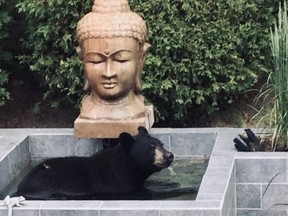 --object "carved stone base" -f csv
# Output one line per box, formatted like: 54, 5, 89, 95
74, 106, 154, 138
